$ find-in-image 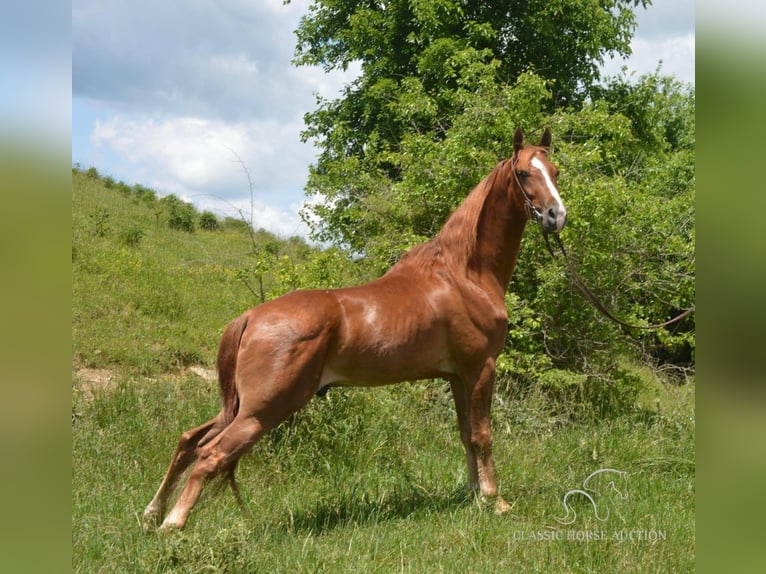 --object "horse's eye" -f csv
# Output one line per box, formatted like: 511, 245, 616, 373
517, 170, 529, 179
